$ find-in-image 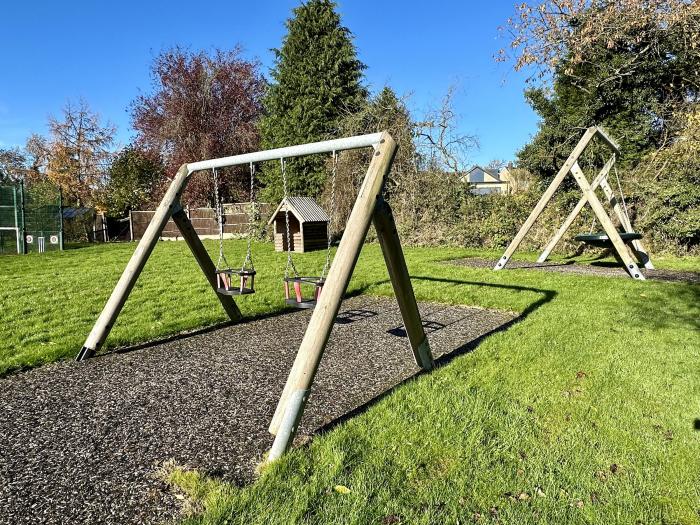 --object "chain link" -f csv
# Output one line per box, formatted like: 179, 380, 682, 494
613, 158, 632, 227
281, 158, 298, 278
213, 168, 230, 271
321, 151, 338, 279
240, 162, 256, 272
